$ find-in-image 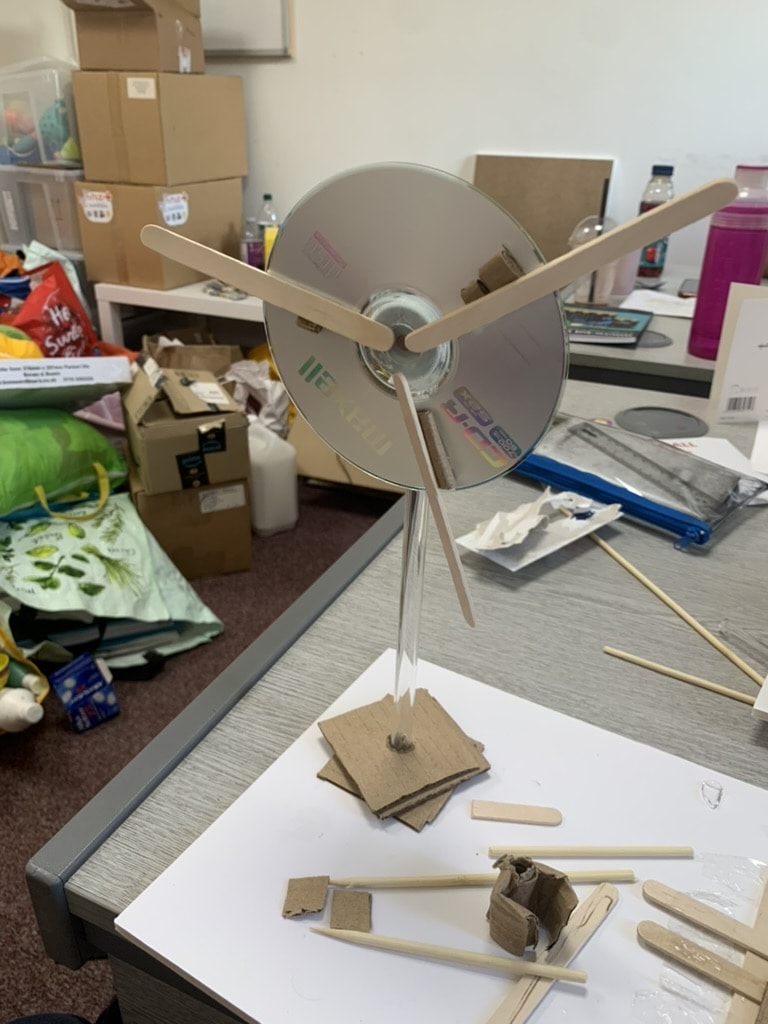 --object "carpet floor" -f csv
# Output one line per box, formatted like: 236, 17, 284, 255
1, 481, 396, 1023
